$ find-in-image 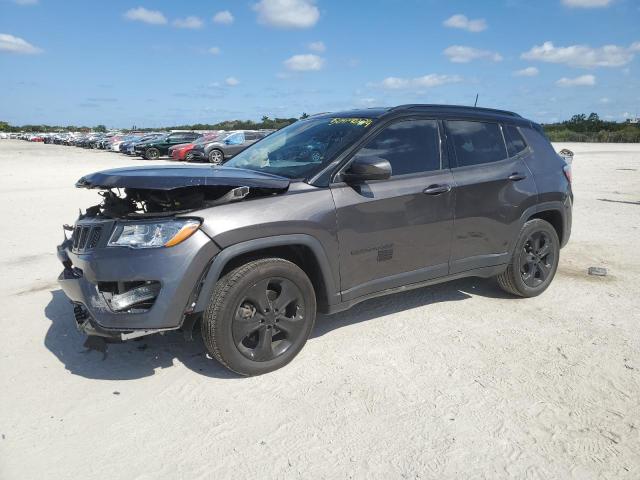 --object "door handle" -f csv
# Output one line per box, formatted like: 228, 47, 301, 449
508, 172, 526, 181
423, 184, 452, 195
